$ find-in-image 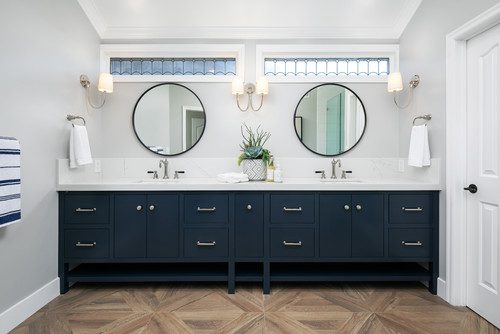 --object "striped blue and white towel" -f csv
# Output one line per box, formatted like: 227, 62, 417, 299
0, 136, 21, 227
